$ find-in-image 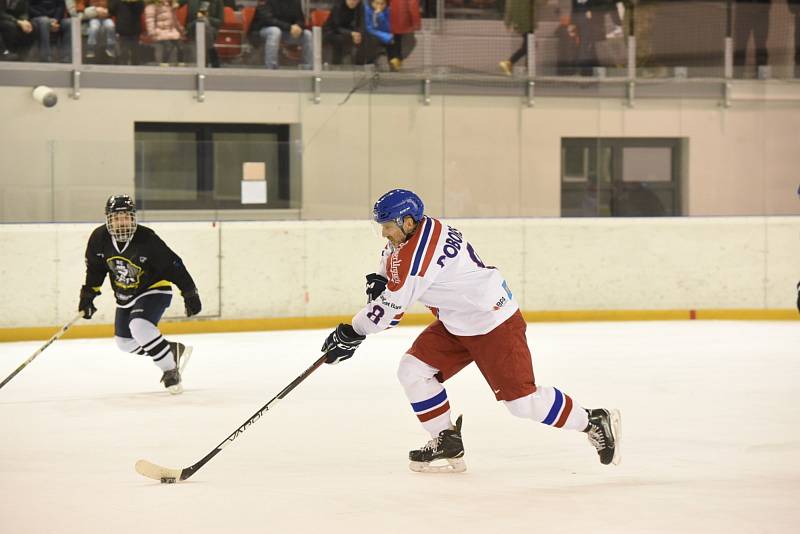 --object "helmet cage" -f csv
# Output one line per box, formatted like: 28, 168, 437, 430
105, 195, 137, 243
